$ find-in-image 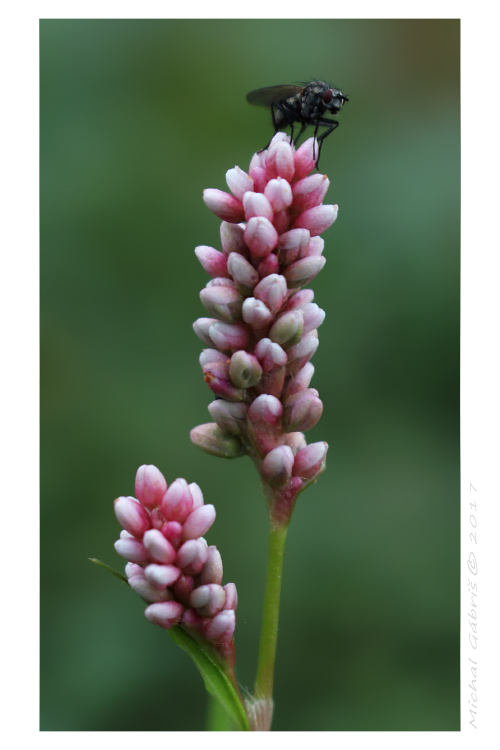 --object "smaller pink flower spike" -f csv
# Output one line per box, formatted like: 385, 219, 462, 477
144, 601, 184, 630
135, 465, 167, 511
203, 188, 245, 223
